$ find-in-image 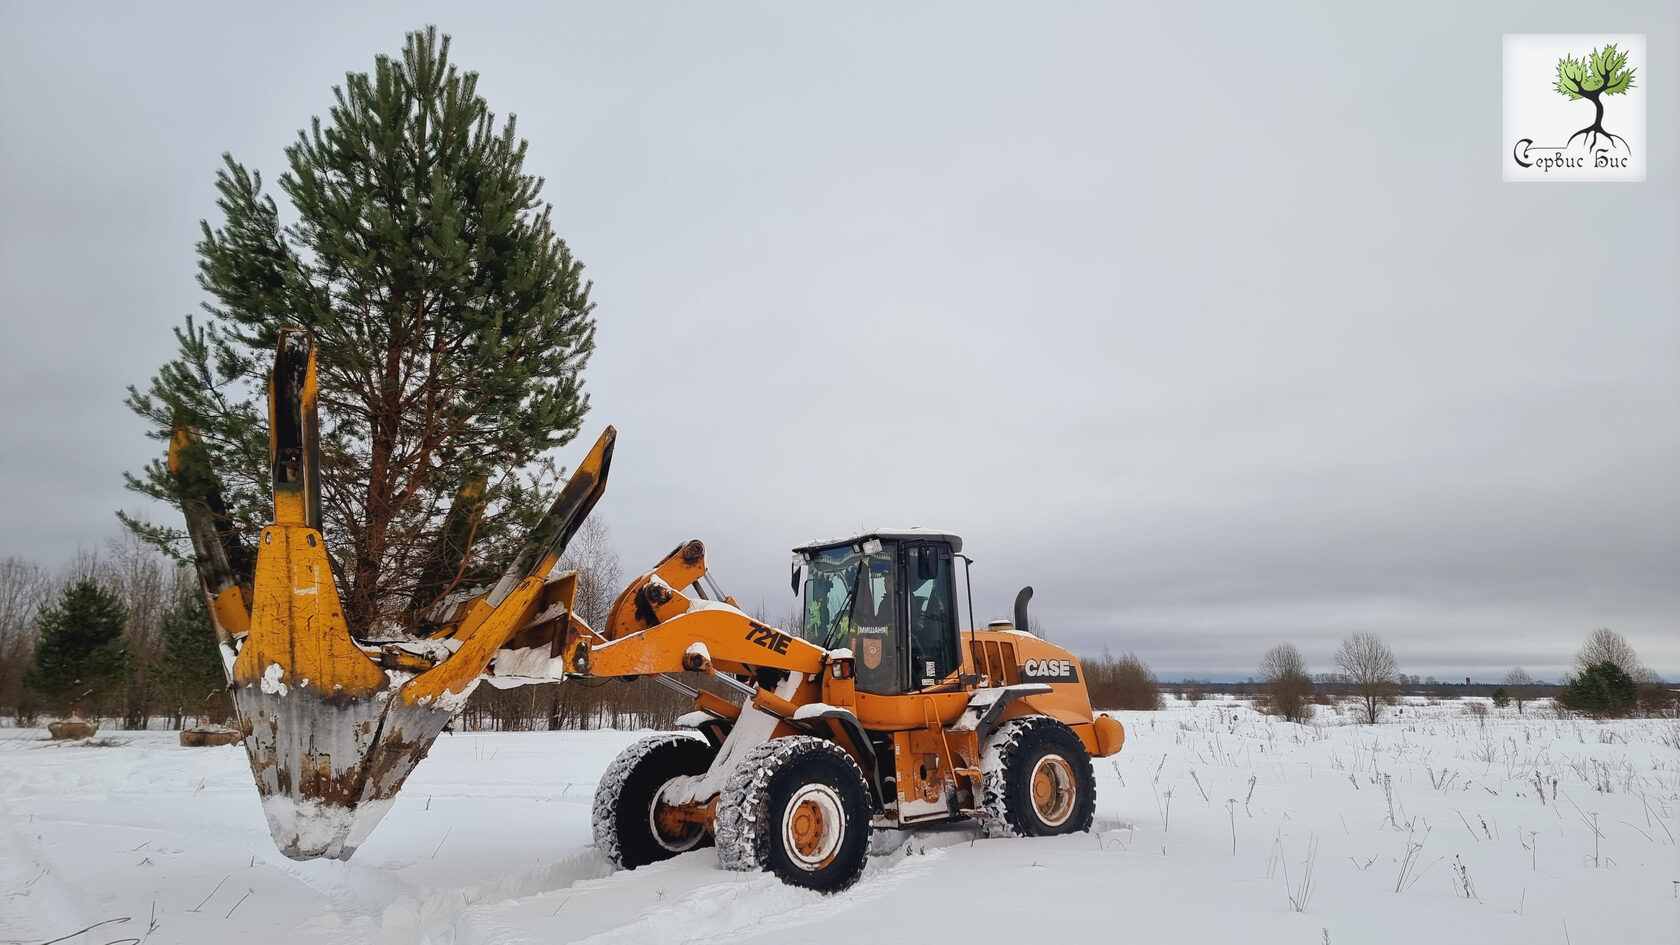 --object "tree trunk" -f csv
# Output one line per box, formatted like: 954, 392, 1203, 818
353, 339, 404, 633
